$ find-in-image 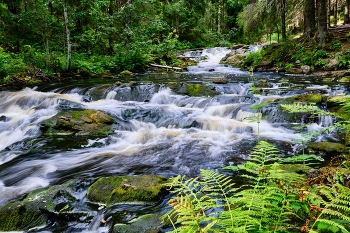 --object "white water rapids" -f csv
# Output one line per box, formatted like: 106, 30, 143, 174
0, 47, 344, 232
